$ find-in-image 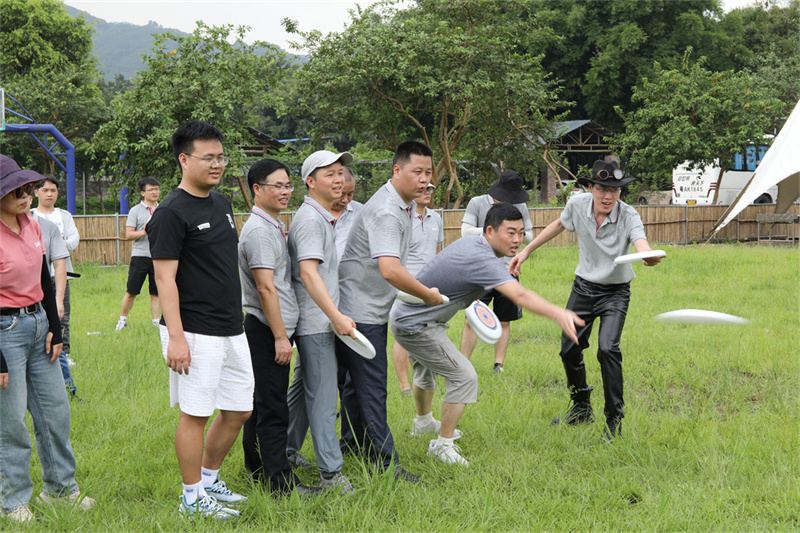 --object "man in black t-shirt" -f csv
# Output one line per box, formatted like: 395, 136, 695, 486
147, 121, 254, 520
